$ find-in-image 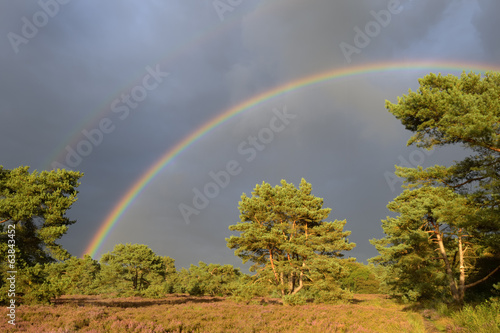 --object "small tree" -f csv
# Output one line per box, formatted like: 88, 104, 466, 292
100, 243, 166, 295
227, 179, 355, 300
